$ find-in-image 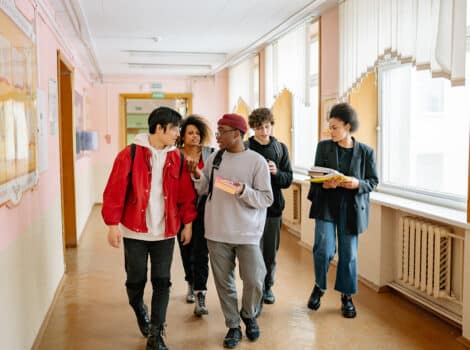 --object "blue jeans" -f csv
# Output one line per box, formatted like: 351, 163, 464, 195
313, 216, 358, 295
